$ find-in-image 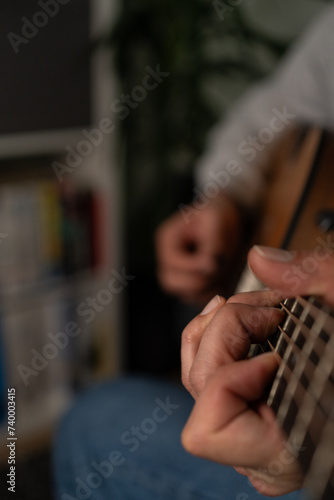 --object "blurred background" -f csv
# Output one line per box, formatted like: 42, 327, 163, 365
109, 0, 330, 374
0, 0, 330, 498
